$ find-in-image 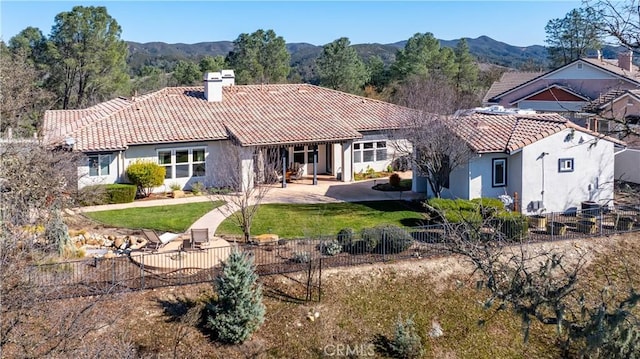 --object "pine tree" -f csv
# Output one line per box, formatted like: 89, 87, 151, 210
207, 249, 265, 344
